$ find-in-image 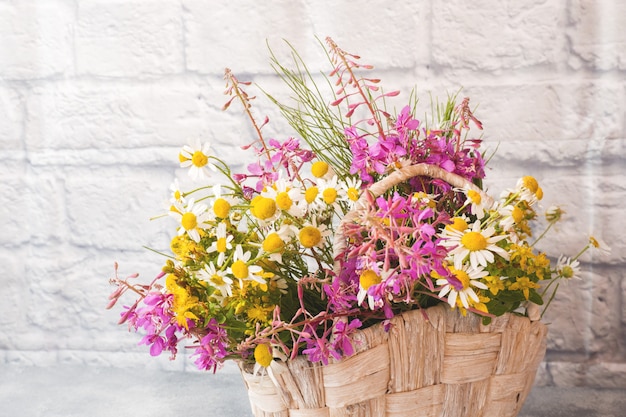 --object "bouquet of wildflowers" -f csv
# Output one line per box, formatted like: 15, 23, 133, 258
108, 38, 602, 373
